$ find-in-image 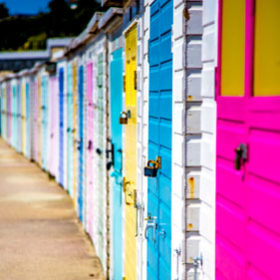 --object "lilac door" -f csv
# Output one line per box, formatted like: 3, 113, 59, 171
216, 1, 280, 279
49, 76, 58, 177
86, 62, 94, 237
